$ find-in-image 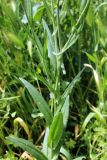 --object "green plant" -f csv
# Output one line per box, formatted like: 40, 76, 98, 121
5, 0, 90, 159
79, 1, 107, 158
1, 0, 107, 159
